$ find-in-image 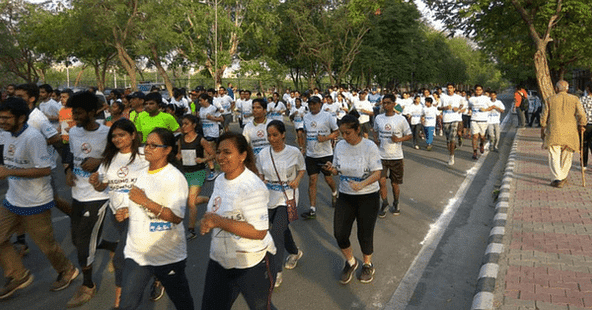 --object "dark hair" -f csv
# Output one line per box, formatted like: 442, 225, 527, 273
112, 101, 125, 113
447, 83, 455, 88
490, 90, 497, 95
217, 131, 258, 174
102, 119, 141, 169
252, 98, 267, 110
53, 89, 61, 97
383, 94, 397, 102
295, 97, 302, 104
0, 97, 30, 122
148, 127, 182, 170
66, 91, 100, 112
425, 97, 433, 104
61, 88, 73, 98
39, 84, 53, 94
474, 84, 483, 90
15, 83, 39, 103
145, 92, 162, 104
267, 120, 286, 134
182, 114, 204, 137
338, 114, 360, 131
198, 93, 212, 104
309, 96, 321, 105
